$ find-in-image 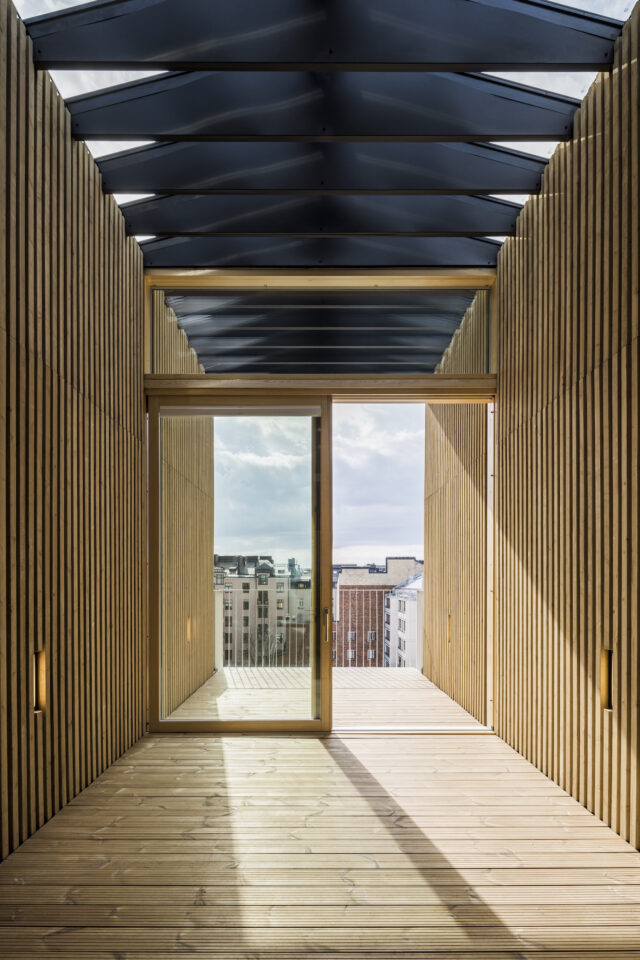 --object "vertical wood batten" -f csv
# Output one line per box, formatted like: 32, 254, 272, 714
0, 0, 145, 861
151, 295, 215, 717
422, 5, 639, 849
489, 9, 639, 848
423, 292, 489, 725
